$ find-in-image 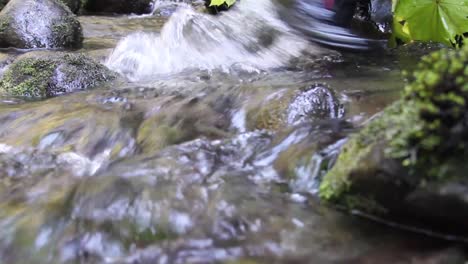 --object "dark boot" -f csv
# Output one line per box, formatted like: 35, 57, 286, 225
276, 0, 386, 51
